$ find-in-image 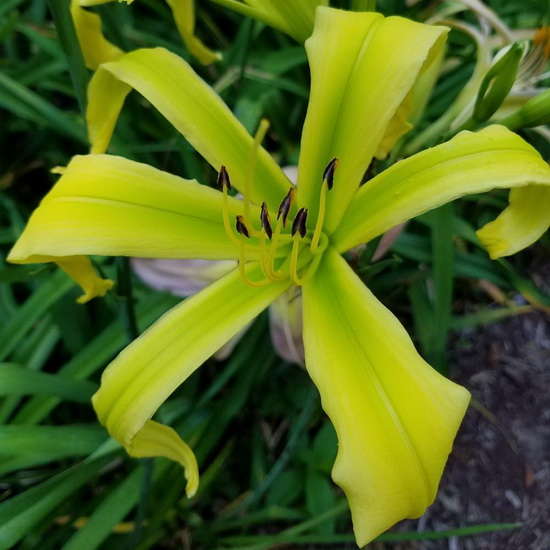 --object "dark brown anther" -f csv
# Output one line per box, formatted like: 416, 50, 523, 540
322, 157, 338, 190
217, 165, 231, 191
277, 187, 295, 226
260, 202, 273, 239
235, 215, 250, 238
291, 207, 308, 238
